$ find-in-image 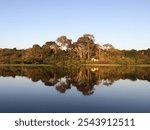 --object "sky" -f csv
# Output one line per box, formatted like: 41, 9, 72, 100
0, 0, 150, 50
